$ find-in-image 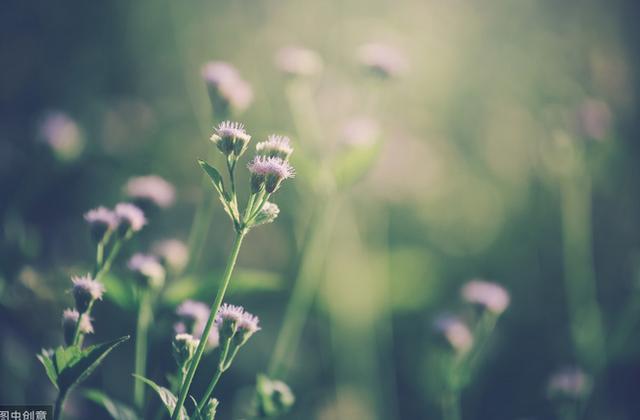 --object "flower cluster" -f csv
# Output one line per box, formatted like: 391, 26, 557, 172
216, 302, 261, 346
201, 61, 253, 115
210, 121, 252, 158
128, 253, 166, 290
84, 202, 147, 243
175, 300, 219, 349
